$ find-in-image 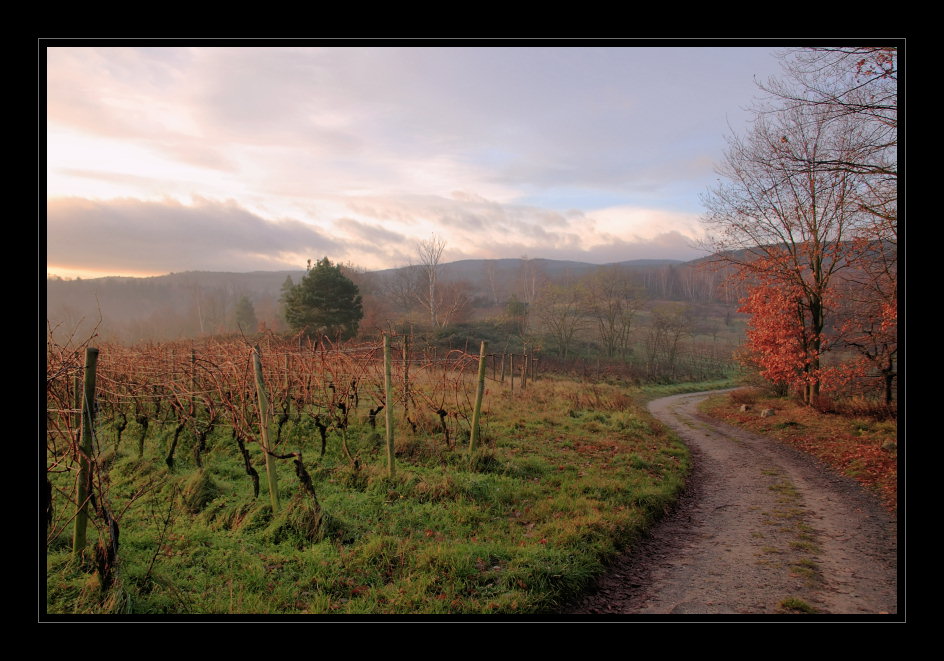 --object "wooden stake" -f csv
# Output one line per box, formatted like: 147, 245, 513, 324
384, 334, 395, 478
521, 345, 528, 392
73, 346, 99, 556
469, 341, 488, 454
285, 352, 291, 418
402, 333, 410, 428
253, 345, 280, 512
72, 374, 81, 448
